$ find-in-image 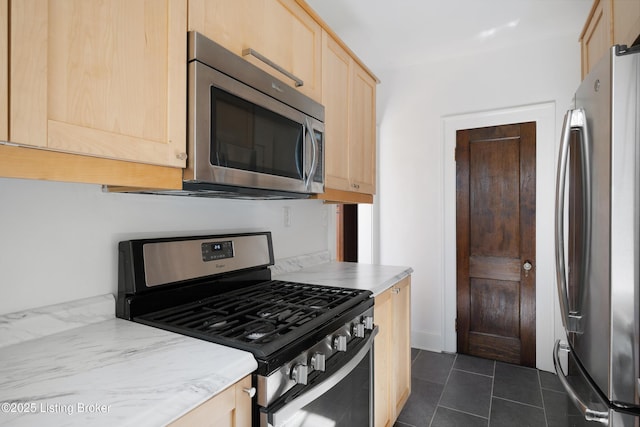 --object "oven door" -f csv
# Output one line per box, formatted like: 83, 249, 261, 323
261, 327, 378, 427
